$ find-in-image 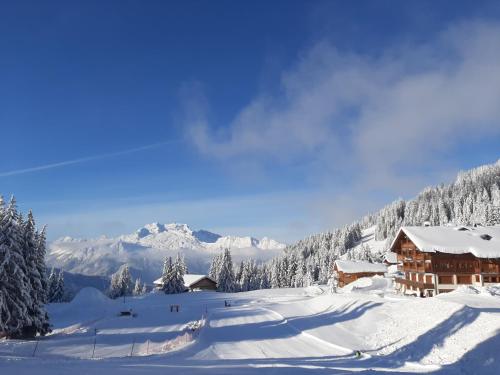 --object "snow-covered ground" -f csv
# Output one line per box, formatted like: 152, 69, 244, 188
1, 279, 499, 374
